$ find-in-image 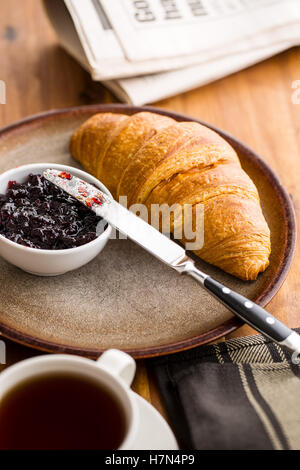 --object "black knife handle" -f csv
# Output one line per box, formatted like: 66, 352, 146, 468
203, 276, 291, 342
173, 257, 300, 361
